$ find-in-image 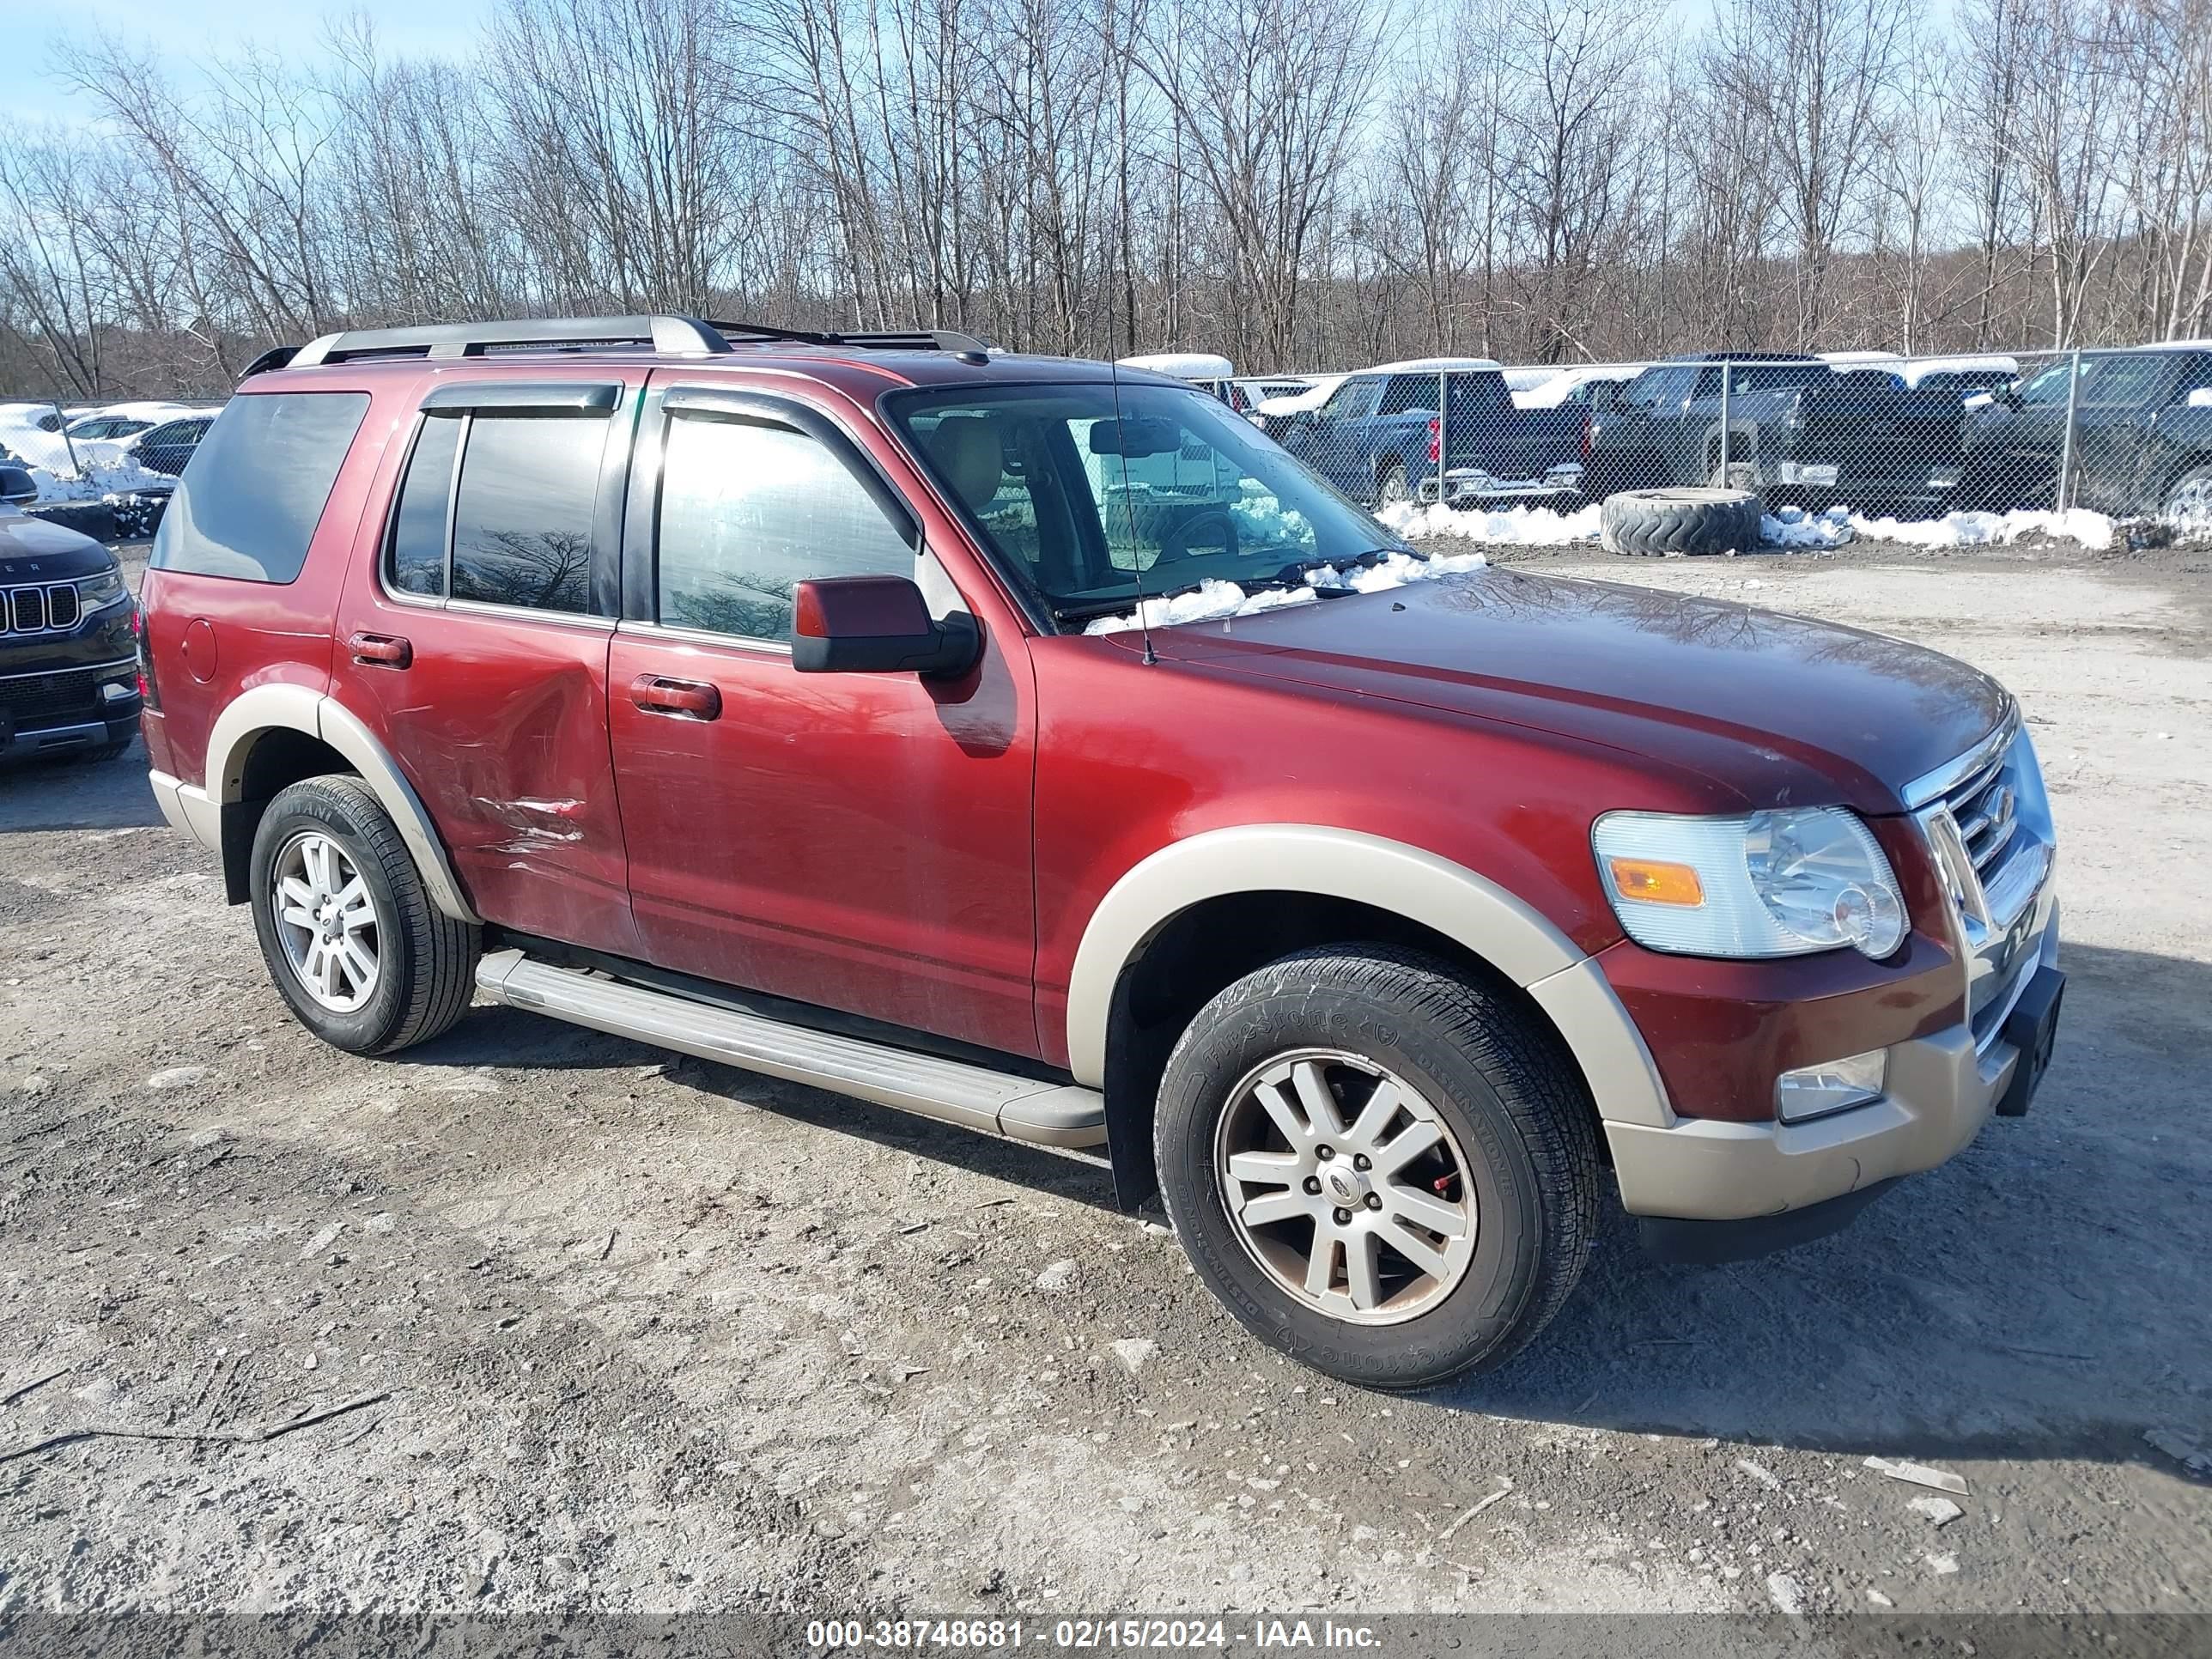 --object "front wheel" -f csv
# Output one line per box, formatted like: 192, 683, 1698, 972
249, 775, 480, 1055
1154, 945, 1601, 1389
